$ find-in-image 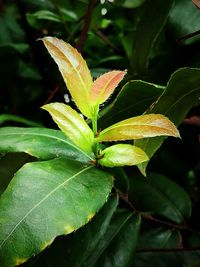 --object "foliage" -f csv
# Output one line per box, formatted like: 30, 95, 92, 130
0, 0, 200, 267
